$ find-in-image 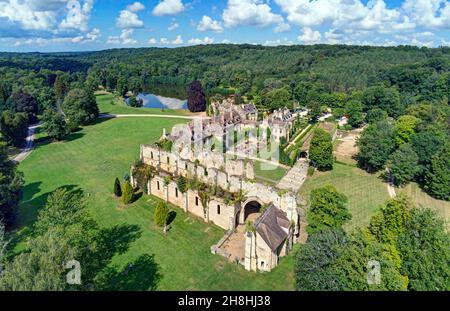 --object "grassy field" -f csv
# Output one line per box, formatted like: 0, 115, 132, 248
397, 182, 450, 228
16, 115, 295, 290
96, 92, 192, 116
299, 162, 391, 231
254, 160, 288, 184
